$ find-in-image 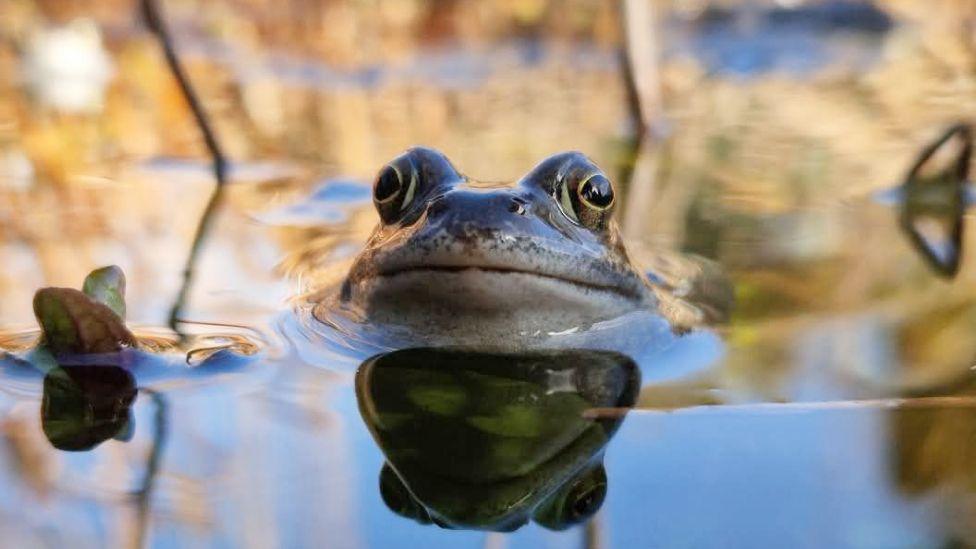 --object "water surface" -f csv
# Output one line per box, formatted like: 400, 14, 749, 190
1, 1, 976, 547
